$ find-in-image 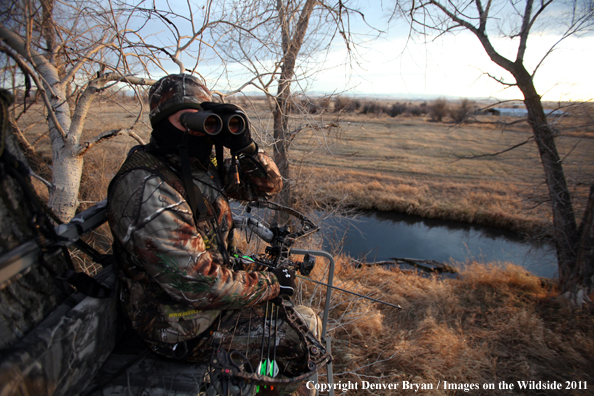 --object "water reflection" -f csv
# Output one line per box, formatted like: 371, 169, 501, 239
321, 211, 558, 278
